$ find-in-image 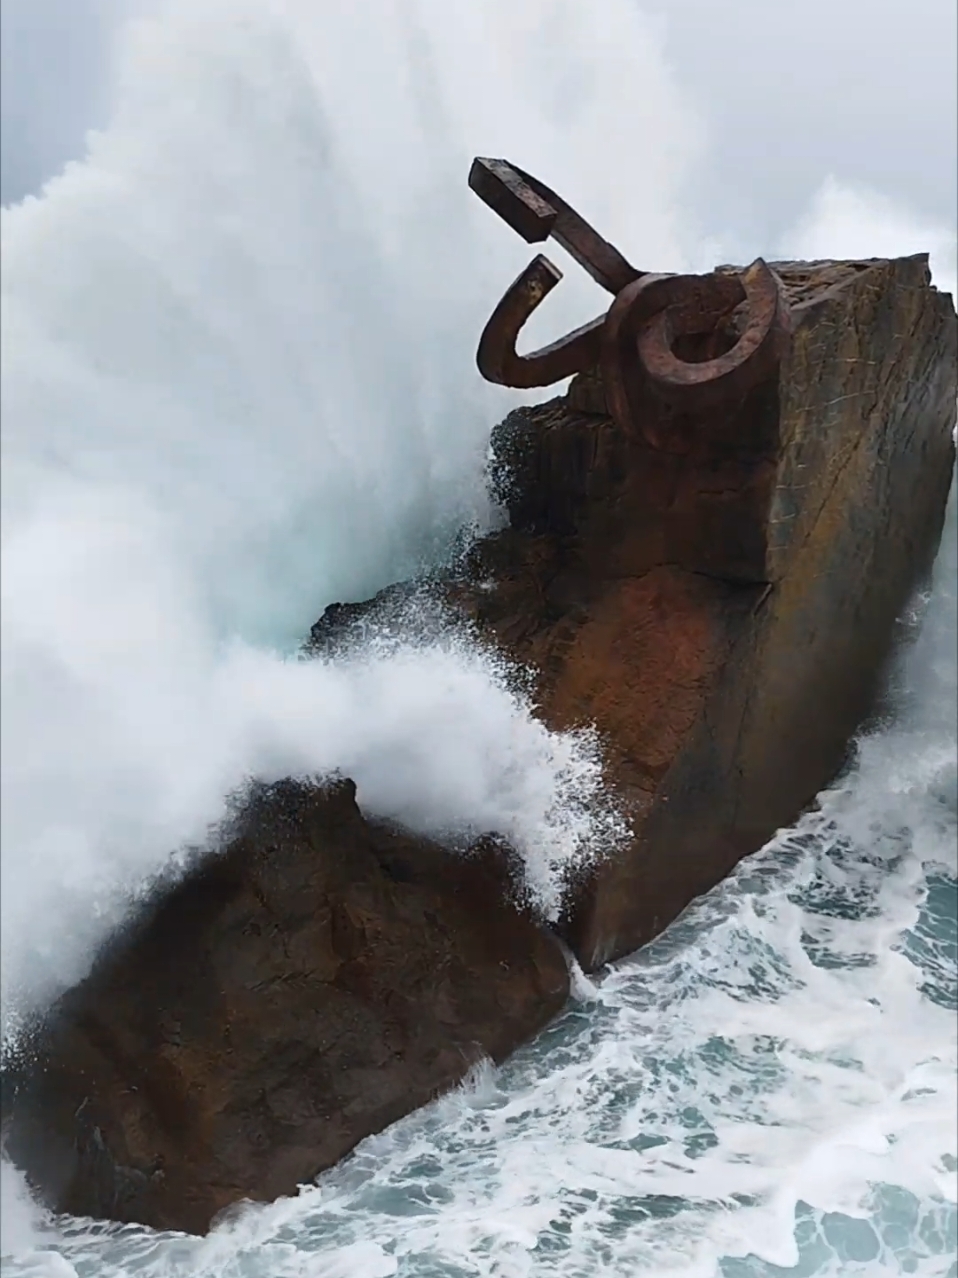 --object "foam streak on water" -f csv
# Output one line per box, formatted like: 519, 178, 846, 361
1, 1, 956, 1274
8, 488, 955, 1278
